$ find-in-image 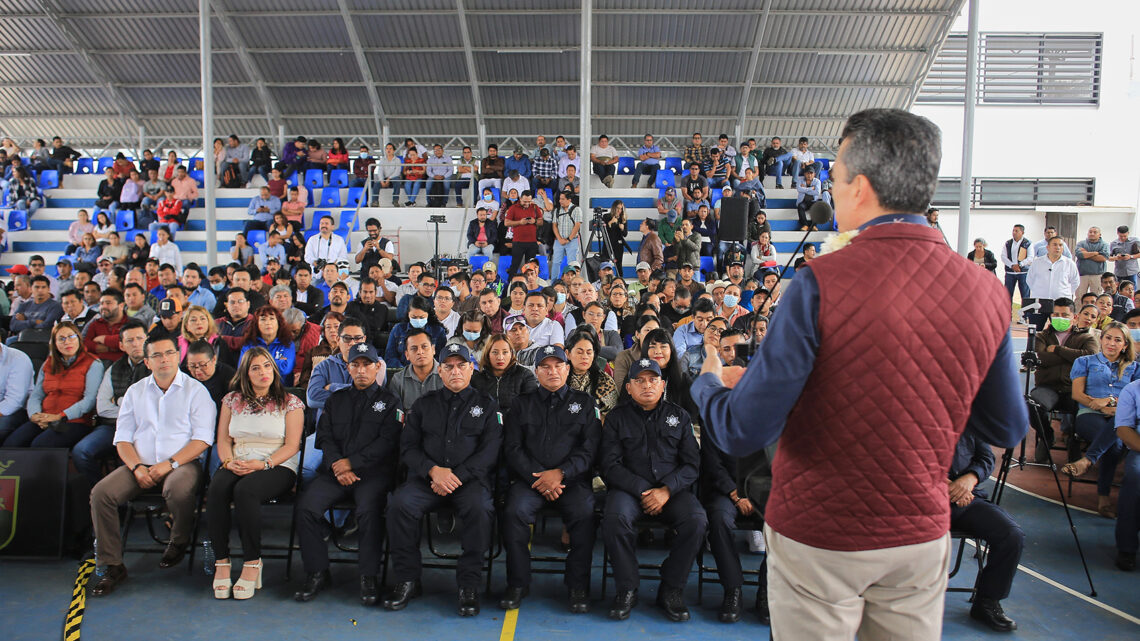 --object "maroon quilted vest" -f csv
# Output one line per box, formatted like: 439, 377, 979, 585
765, 222, 1010, 551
